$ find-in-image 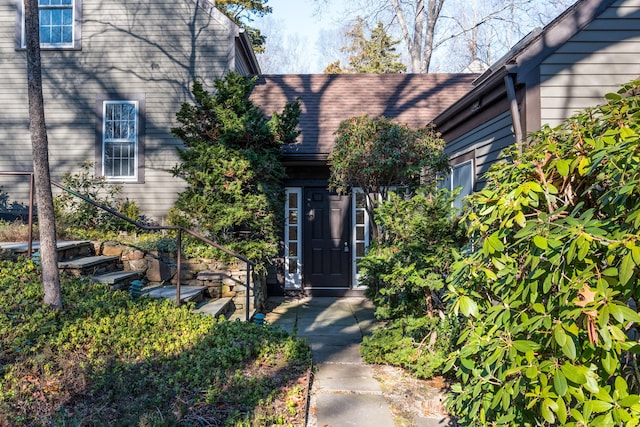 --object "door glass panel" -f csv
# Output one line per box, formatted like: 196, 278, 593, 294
285, 188, 302, 289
